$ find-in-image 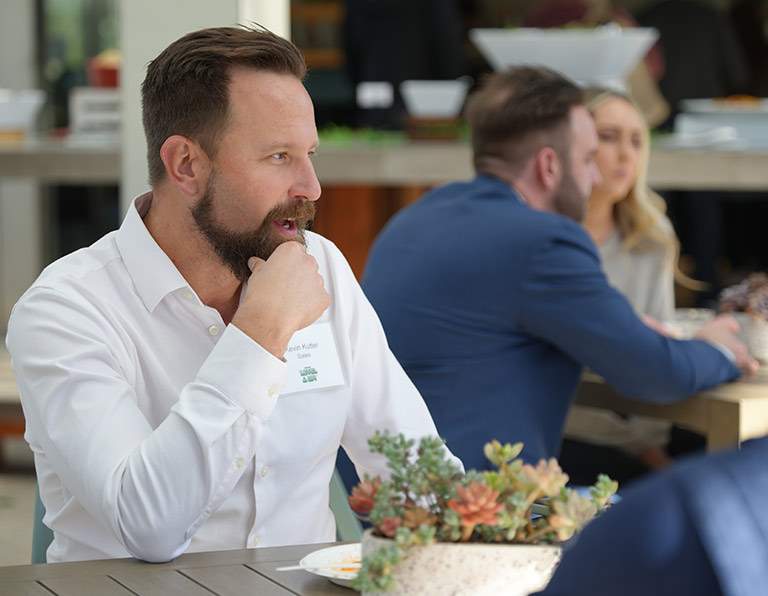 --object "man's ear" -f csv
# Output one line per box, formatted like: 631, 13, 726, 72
534, 146, 562, 194
159, 135, 211, 196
